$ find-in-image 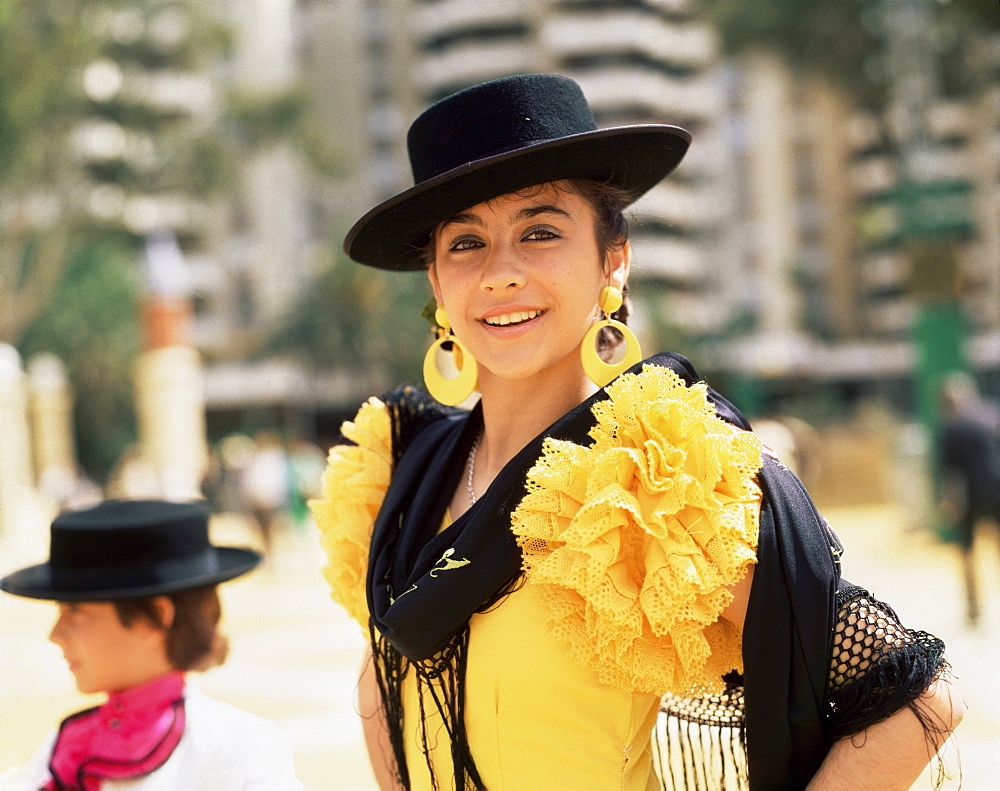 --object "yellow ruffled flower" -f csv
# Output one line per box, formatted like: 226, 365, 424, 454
511, 366, 763, 695
309, 397, 392, 630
